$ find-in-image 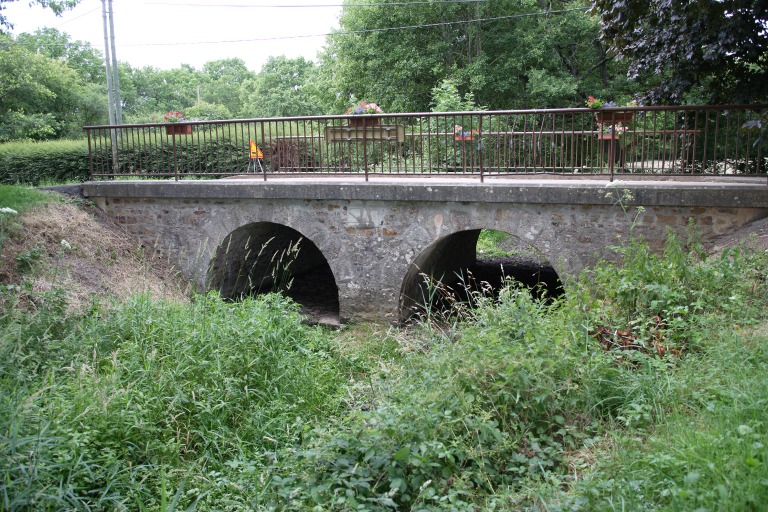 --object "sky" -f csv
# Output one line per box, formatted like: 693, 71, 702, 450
4, 0, 343, 72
